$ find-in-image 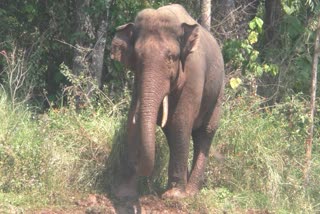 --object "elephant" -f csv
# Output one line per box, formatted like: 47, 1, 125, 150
111, 4, 224, 199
